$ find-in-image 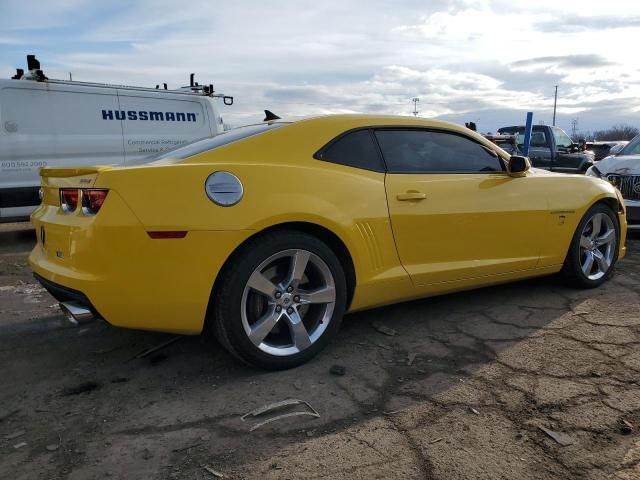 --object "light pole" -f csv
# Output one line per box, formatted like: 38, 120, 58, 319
412, 97, 419, 117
